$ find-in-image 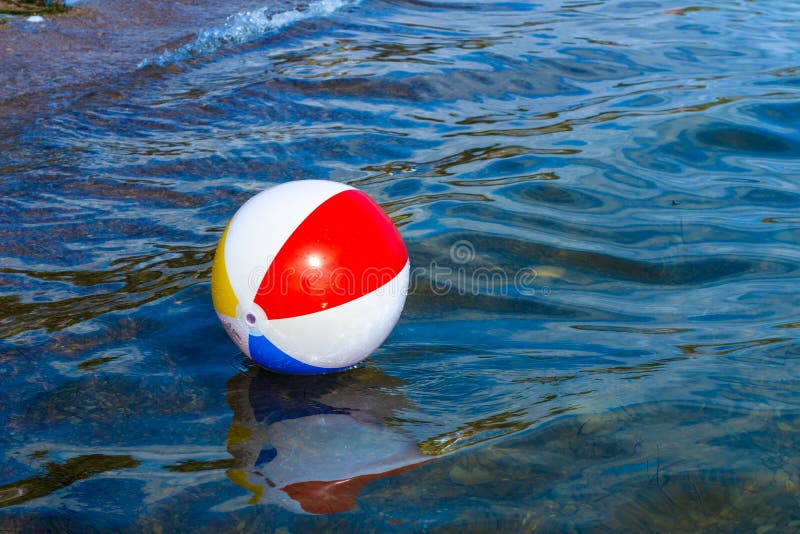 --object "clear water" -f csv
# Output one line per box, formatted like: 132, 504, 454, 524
1, 0, 800, 530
